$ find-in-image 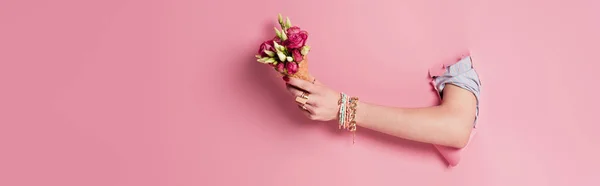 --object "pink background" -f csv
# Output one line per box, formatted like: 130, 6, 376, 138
1, 0, 599, 185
